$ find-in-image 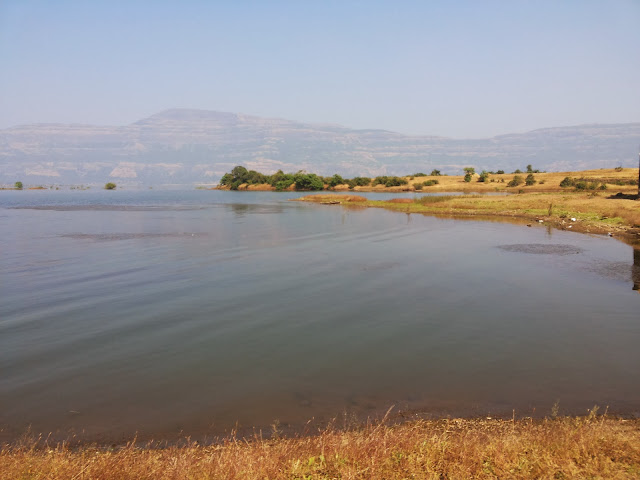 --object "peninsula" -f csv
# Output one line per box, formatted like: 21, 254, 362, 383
216, 165, 640, 240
